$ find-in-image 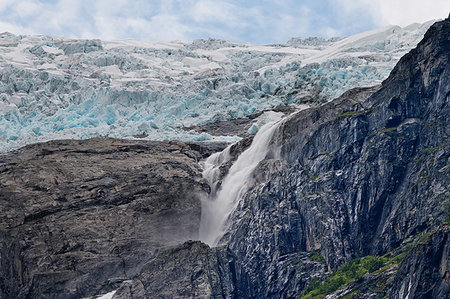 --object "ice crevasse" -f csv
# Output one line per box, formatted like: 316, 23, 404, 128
0, 20, 435, 152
